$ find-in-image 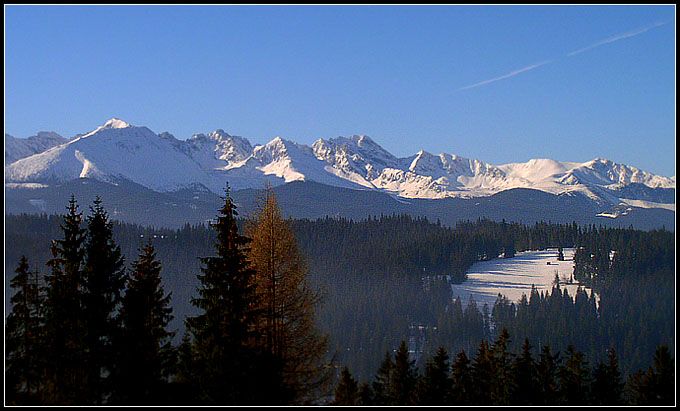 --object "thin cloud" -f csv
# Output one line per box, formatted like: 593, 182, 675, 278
567, 21, 668, 57
458, 21, 667, 92
457, 59, 555, 91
